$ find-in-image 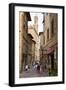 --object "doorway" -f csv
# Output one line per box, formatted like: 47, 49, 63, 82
51, 53, 54, 70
